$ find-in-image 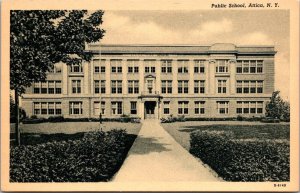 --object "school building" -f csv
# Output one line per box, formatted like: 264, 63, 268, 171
21, 43, 276, 119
